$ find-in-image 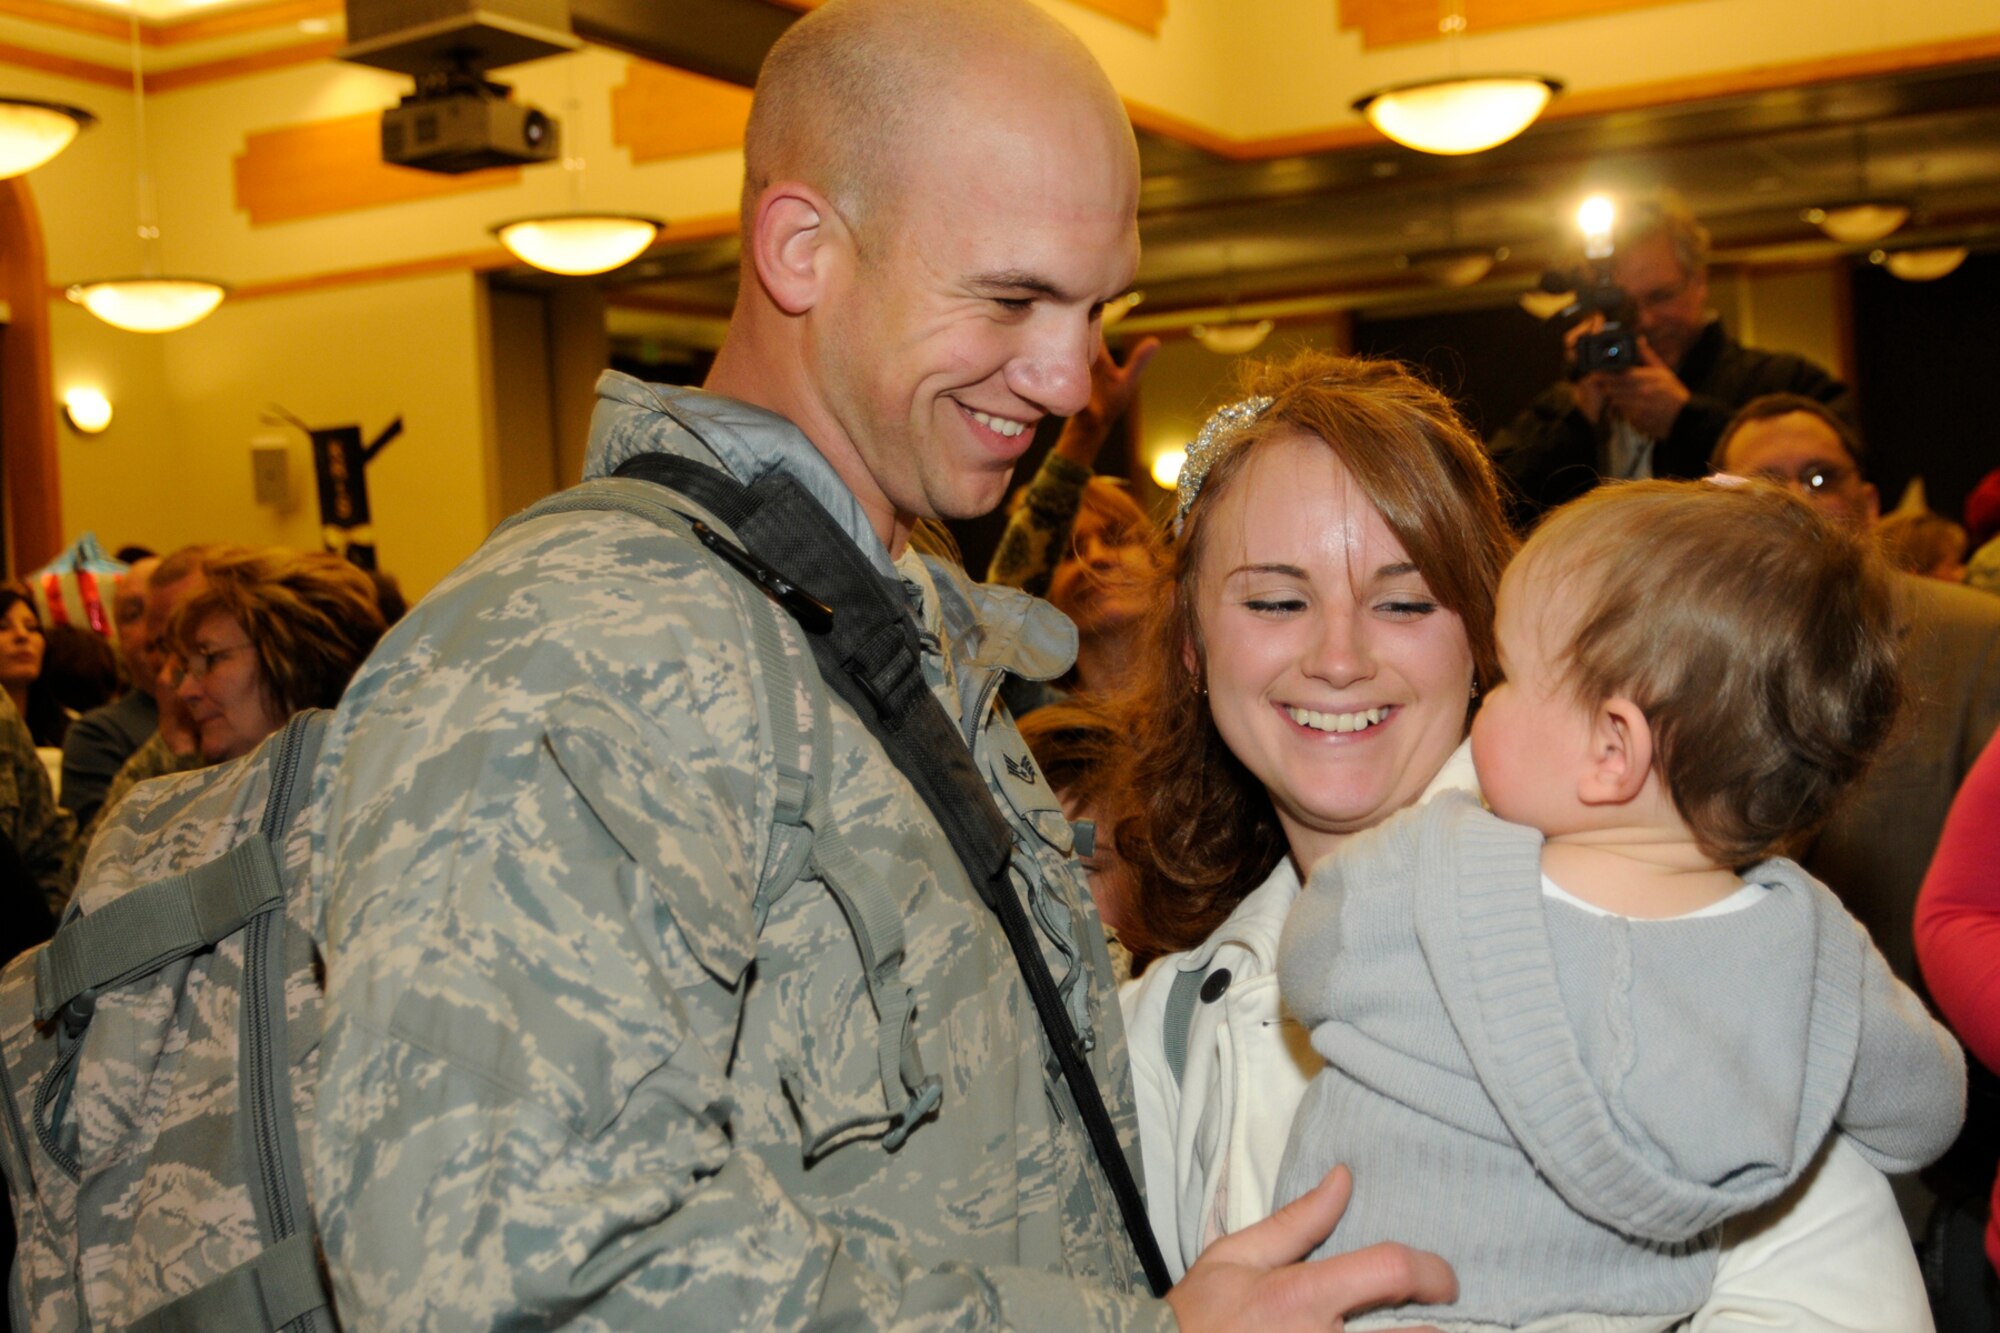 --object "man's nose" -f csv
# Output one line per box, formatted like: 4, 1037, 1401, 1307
1011, 312, 1094, 419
